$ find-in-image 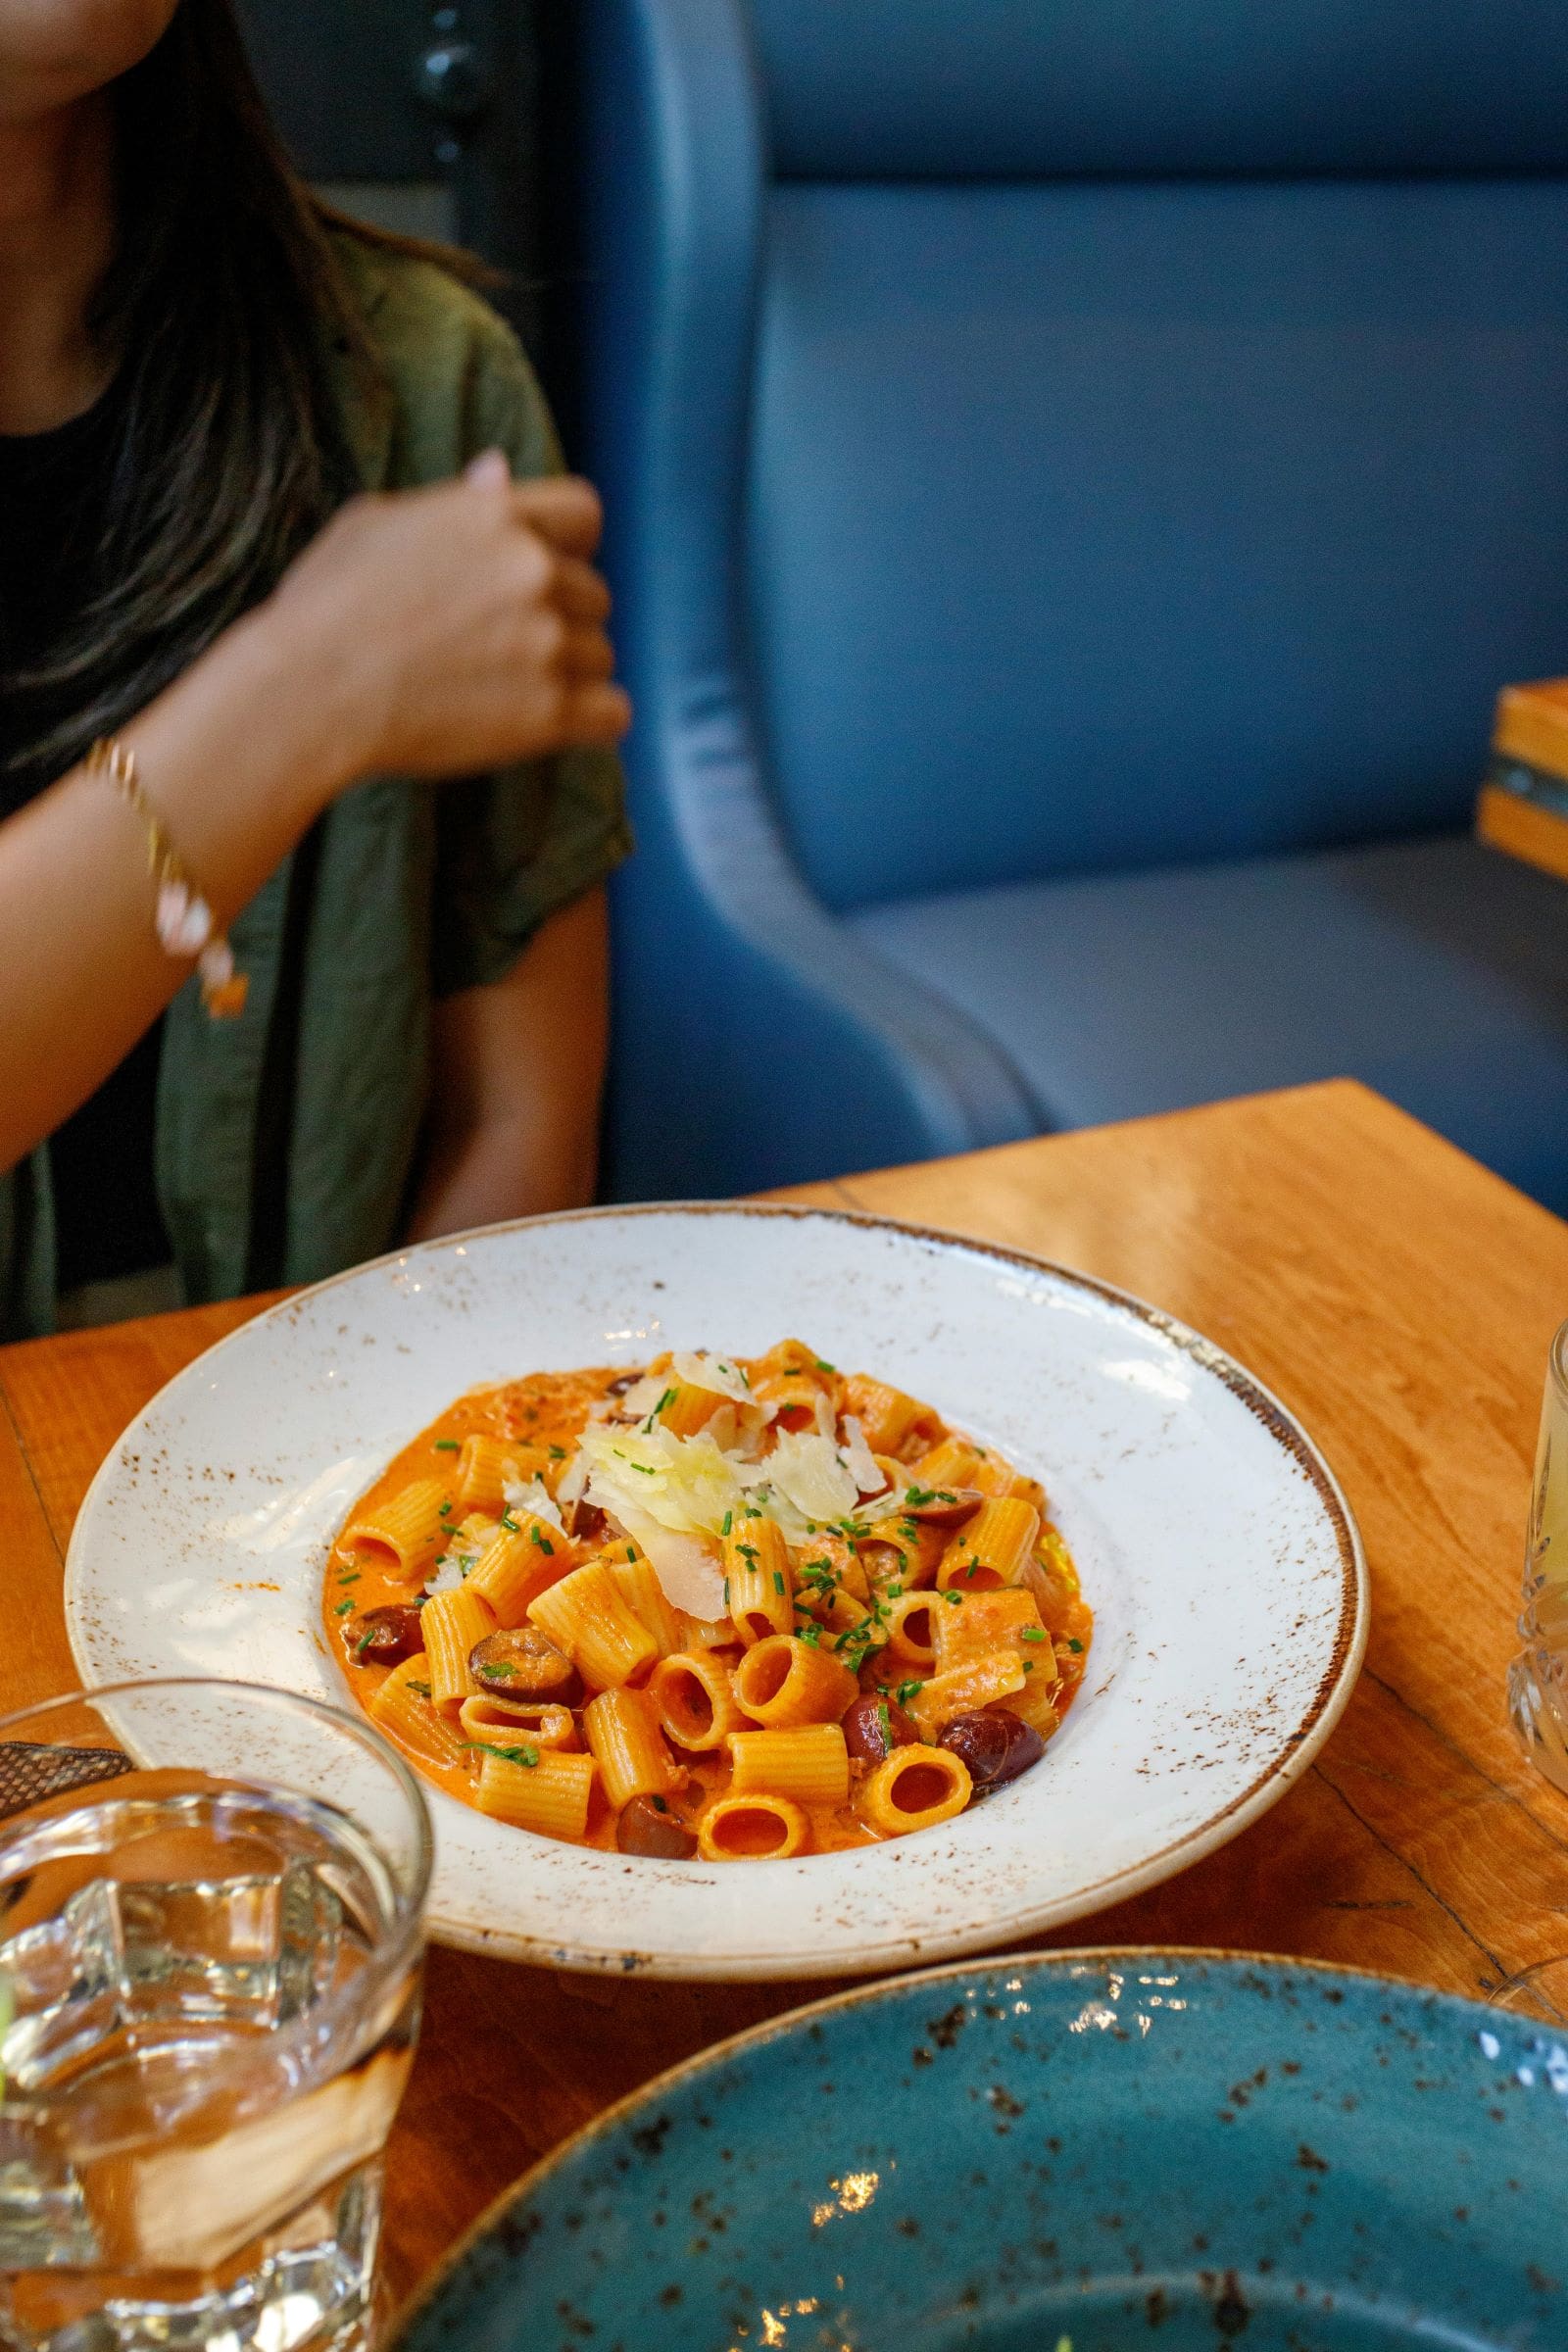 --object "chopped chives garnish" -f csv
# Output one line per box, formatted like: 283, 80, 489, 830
462, 1740, 539, 1769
